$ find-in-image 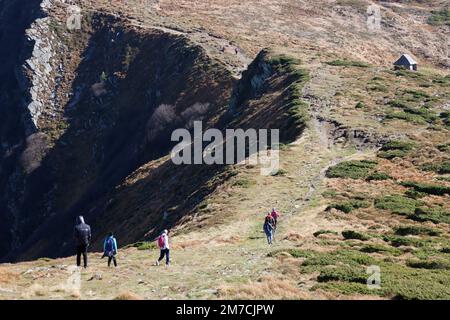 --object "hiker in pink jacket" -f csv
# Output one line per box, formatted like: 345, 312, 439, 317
155, 229, 170, 266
